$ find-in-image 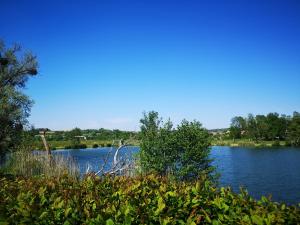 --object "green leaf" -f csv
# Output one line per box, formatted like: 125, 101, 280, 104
125, 205, 132, 216
39, 211, 48, 219
261, 196, 268, 203
188, 222, 196, 225
222, 203, 229, 211
242, 215, 250, 222
212, 220, 219, 225
157, 197, 166, 212
92, 202, 97, 210
106, 219, 114, 225
65, 207, 72, 217
125, 215, 132, 225
205, 215, 212, 223
166, 191, 176, 197
57, 200, 64, 208
251, 215, 264, 225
